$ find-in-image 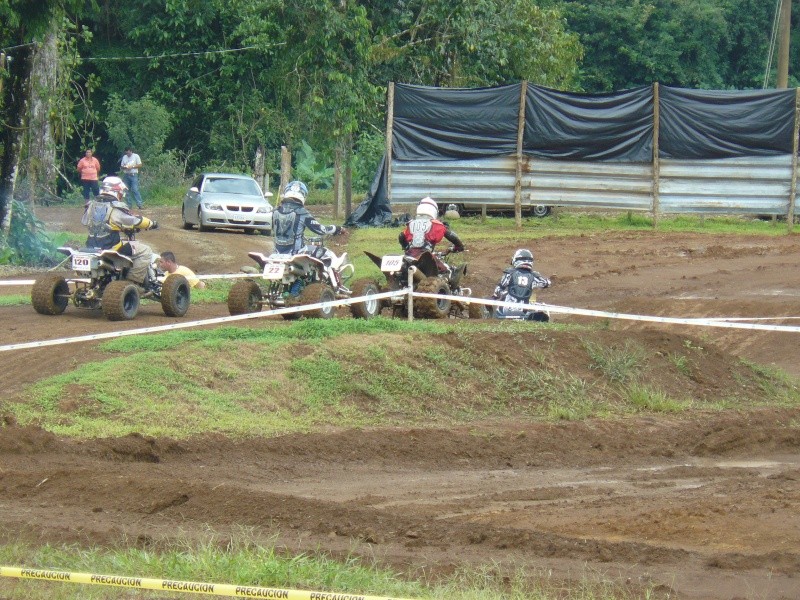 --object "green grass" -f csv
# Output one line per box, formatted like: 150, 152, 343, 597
0, 294, 29, 306
0, 537, 655, 600
584, 340, 647, 383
